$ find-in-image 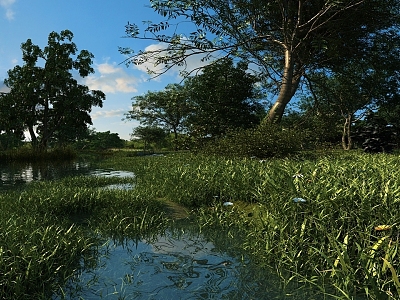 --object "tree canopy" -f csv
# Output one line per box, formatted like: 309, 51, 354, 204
0, 30, 105, 150
184, 58, 264, 138
121, 0, 400, 124
125, 58, 264, 148
125, 83, 189, 150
